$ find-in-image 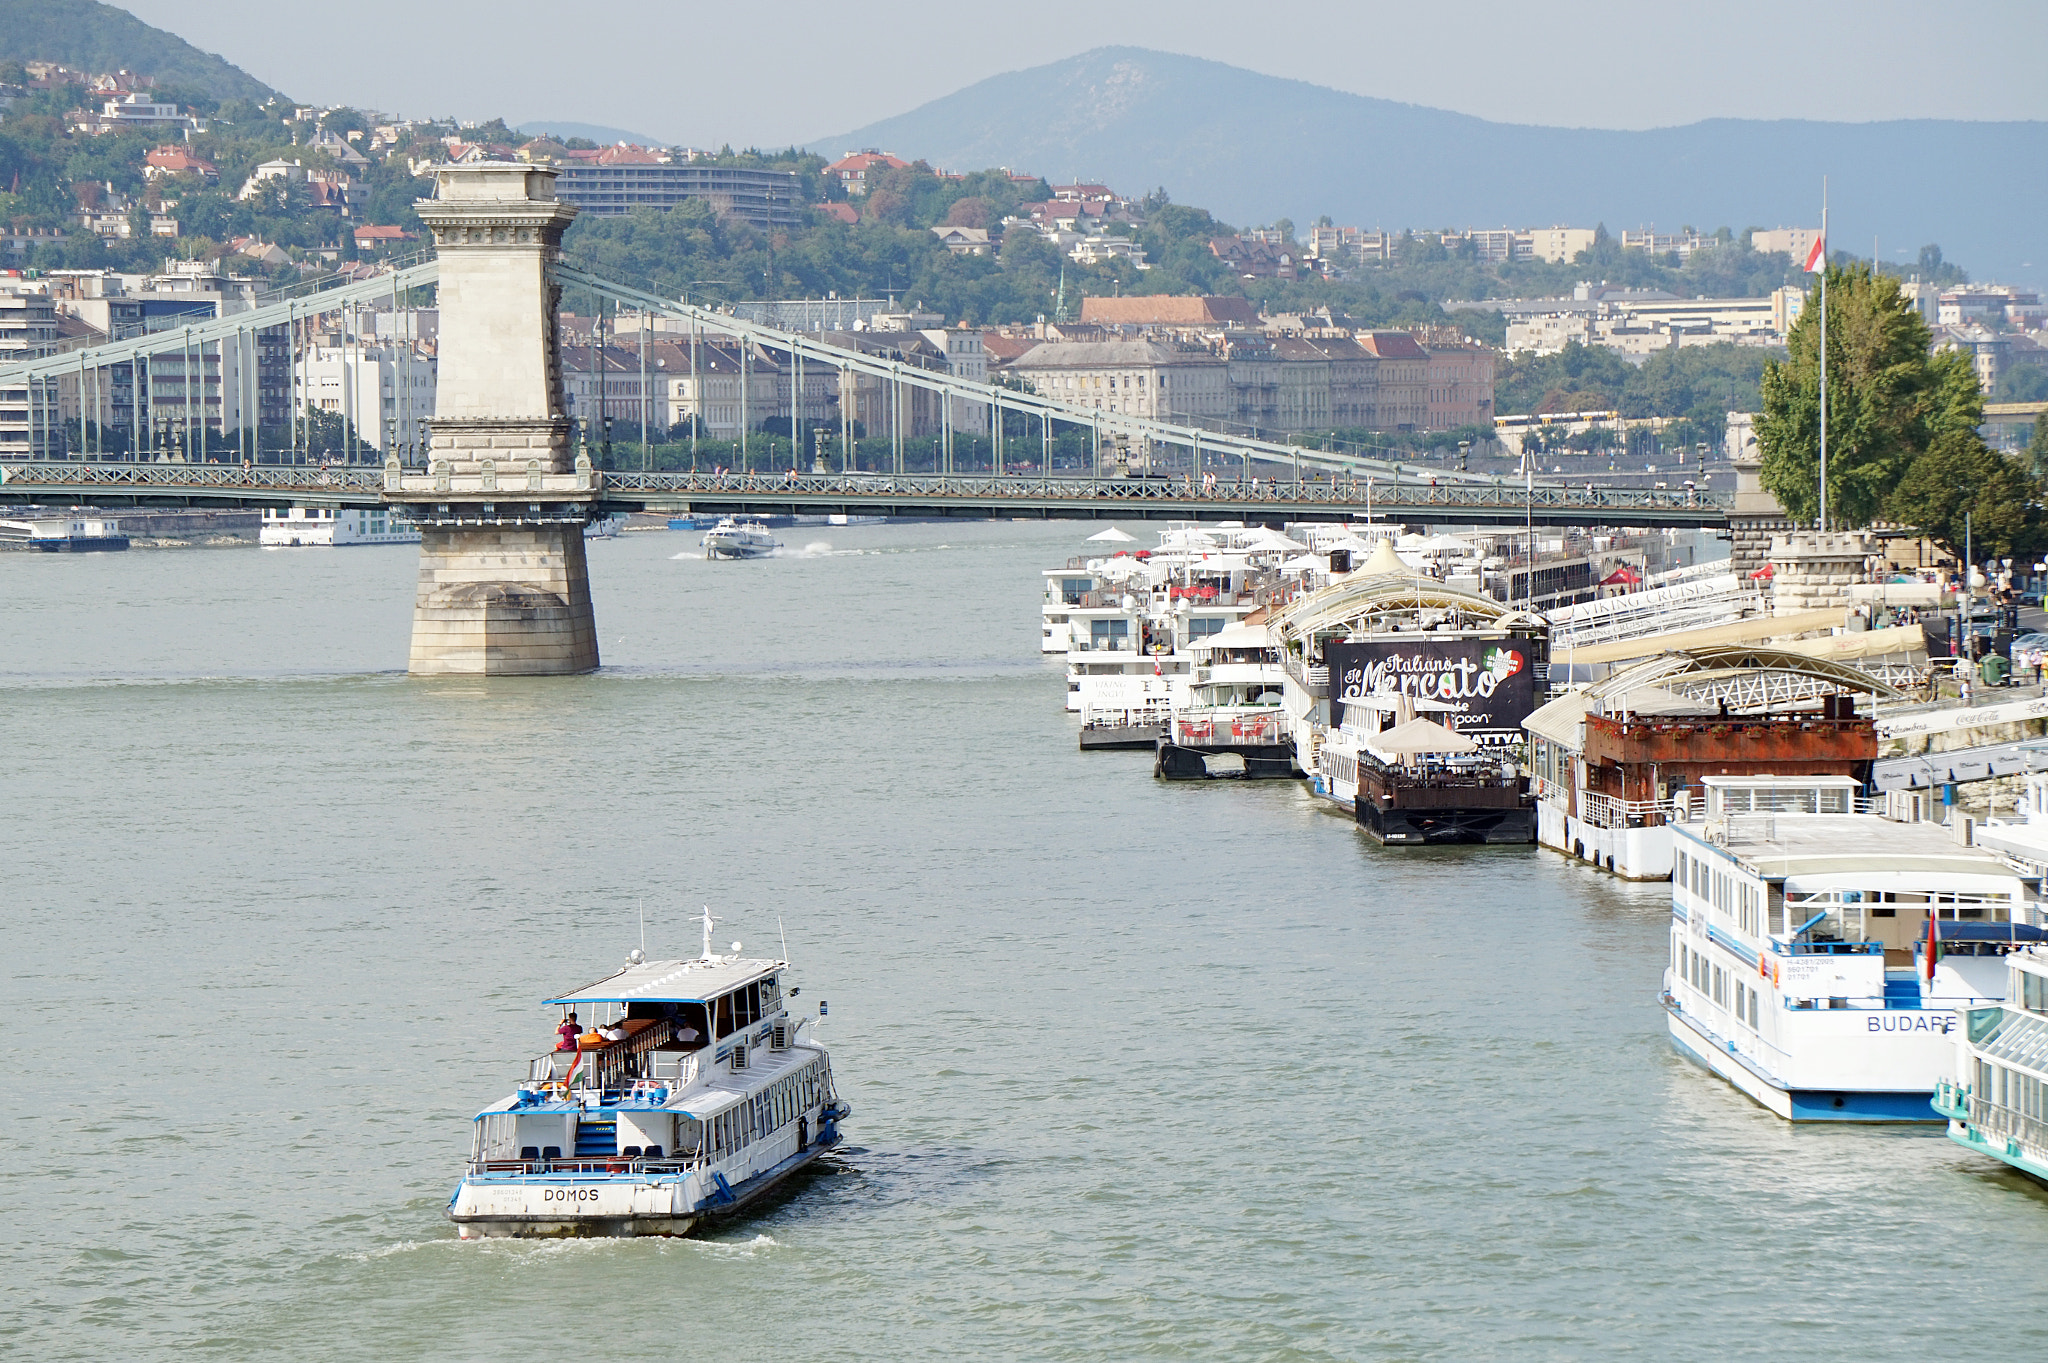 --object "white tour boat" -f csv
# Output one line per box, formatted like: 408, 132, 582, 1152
260, 506, 420, 546
701, 518, 782, 559
448, 913, 850, 1238
1664, 776, 2029, 1122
